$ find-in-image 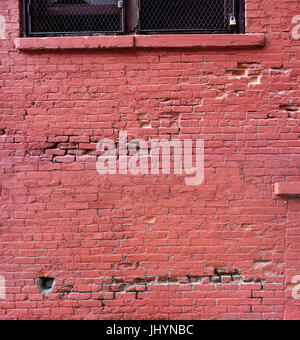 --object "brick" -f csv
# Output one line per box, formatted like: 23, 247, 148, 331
274, 182, 300, 195
0, 0, 298, 321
